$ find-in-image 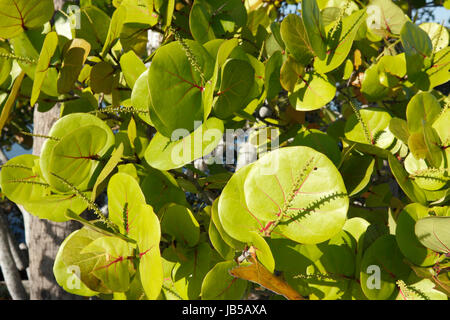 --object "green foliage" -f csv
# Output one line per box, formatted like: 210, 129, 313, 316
0, 0, 449, 301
